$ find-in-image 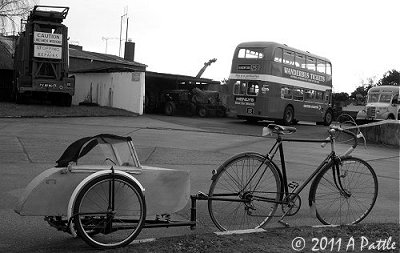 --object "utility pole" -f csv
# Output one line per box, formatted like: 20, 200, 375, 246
119, 6, 128, 57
